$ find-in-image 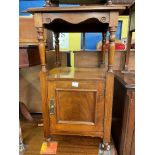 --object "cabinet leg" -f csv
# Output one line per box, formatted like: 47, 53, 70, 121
44, 136, 52, 142
98, 141, 111, 155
